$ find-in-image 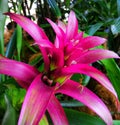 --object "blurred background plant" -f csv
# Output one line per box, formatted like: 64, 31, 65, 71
0, 0, 120, 125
